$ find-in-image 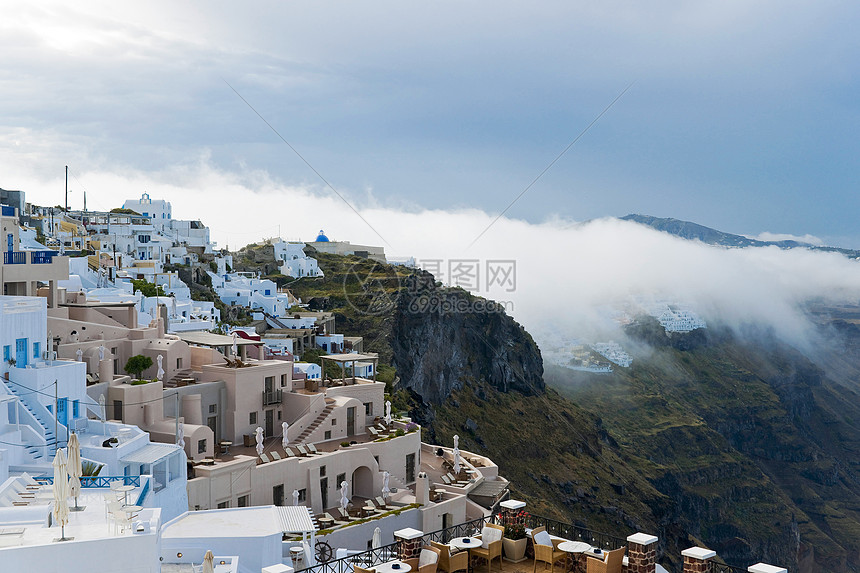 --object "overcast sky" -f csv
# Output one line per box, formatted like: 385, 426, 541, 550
1, 1, 859, 247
